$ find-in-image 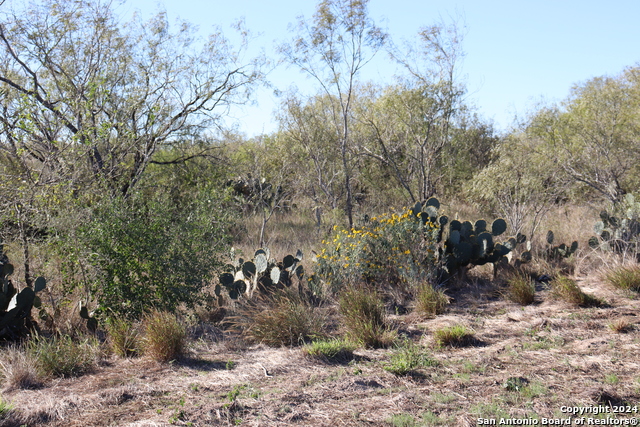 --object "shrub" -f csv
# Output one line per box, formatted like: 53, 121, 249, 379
302, 338, 357, 363
106, 317, 141, 358
433, 324, 474, 348
79, 187, 233, 320
606, 264, 640, 292
315, 208, 440, 293
338, 286, 395, 348
415, 283, 449, 317
26, 334, 101, 379
383, 340, 437, 375
551, 276, 603, 307
506, 271, 535, 305
142, 311, 186, 362
0, 344, 41, 391
232, 290, 326, 347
